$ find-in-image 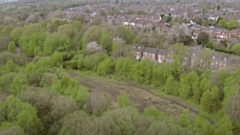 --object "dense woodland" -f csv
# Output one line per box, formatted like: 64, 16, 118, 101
0, 1, 240, 135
